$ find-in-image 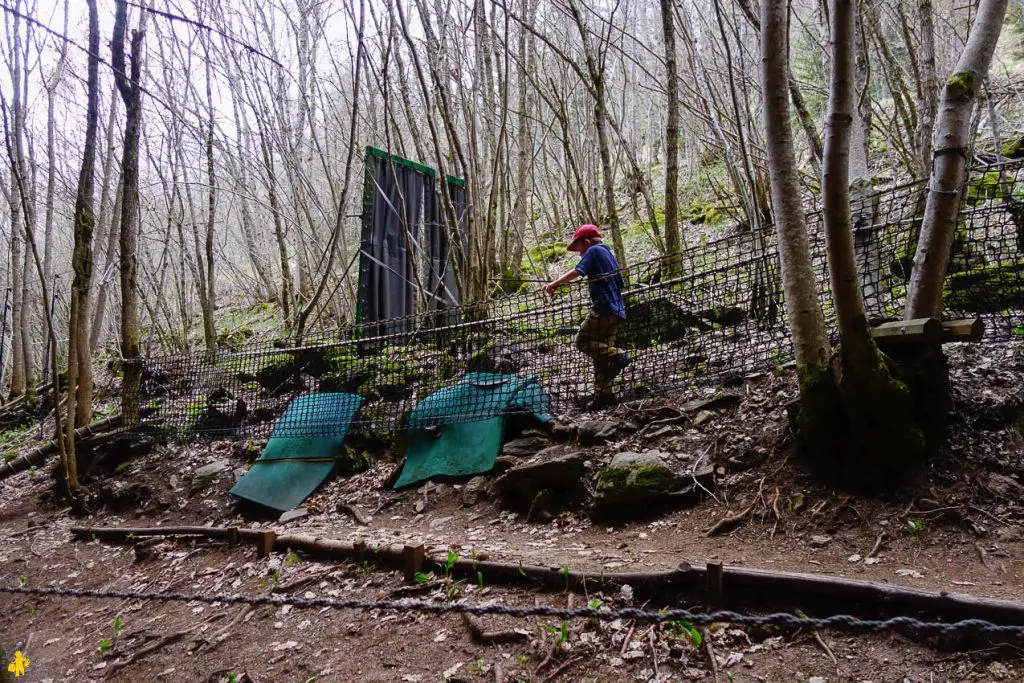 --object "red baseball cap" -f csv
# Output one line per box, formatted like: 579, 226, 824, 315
568, 224, 601, 251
